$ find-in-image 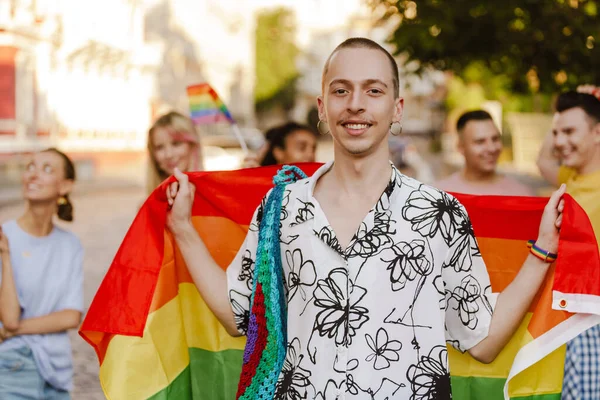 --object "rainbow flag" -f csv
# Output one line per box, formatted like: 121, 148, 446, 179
79, 165, 600, 400
187, 83, 235, 125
